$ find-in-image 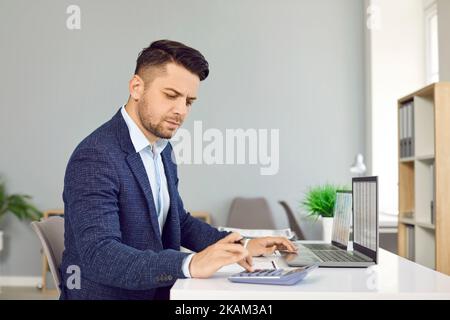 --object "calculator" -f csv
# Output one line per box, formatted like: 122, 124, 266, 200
228, 264, 318, 285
